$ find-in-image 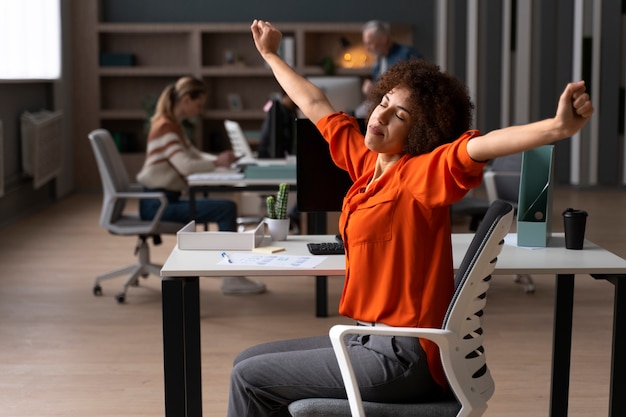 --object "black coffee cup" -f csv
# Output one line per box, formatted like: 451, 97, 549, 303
562, 208, 588, 250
